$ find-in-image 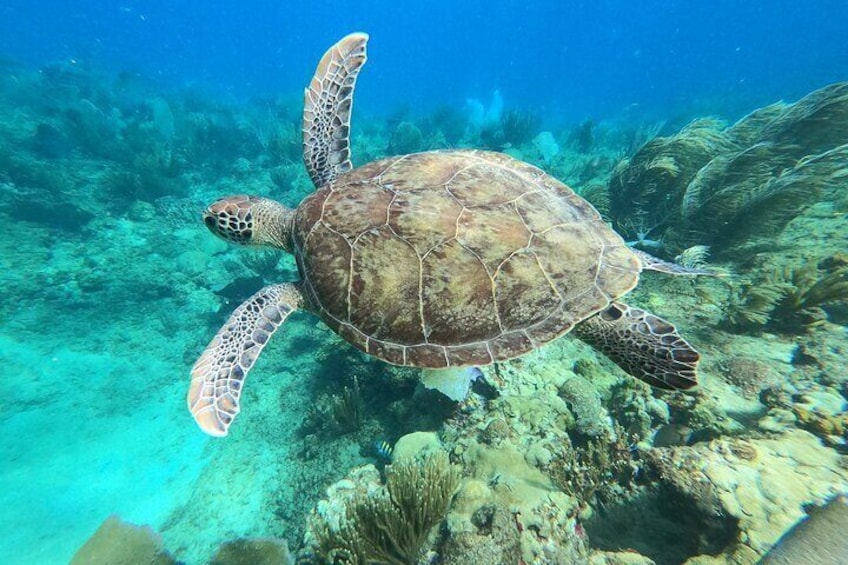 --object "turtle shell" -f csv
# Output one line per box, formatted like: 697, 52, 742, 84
292, 150, 640, 368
